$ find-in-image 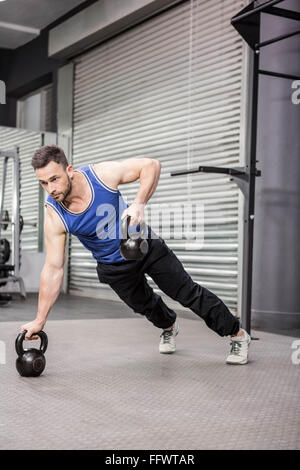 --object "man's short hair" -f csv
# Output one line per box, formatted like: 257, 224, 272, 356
31, 145, 68, 170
